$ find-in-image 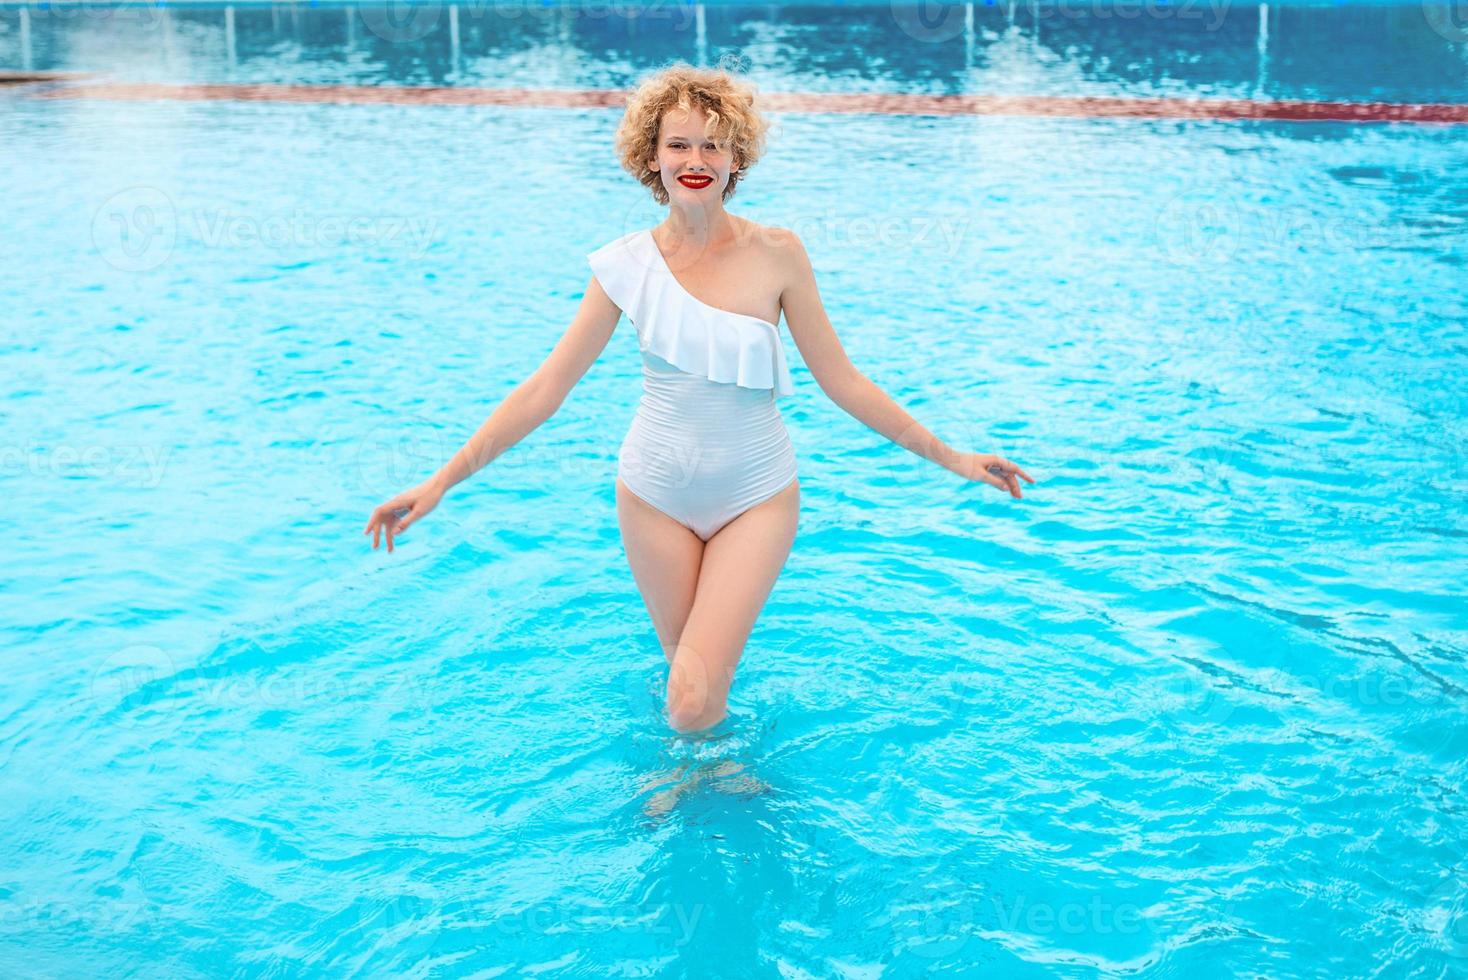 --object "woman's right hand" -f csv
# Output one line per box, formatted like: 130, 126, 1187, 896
364, 480, 444, 553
